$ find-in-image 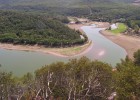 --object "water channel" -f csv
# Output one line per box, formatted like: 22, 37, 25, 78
0, 25, 127, 76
